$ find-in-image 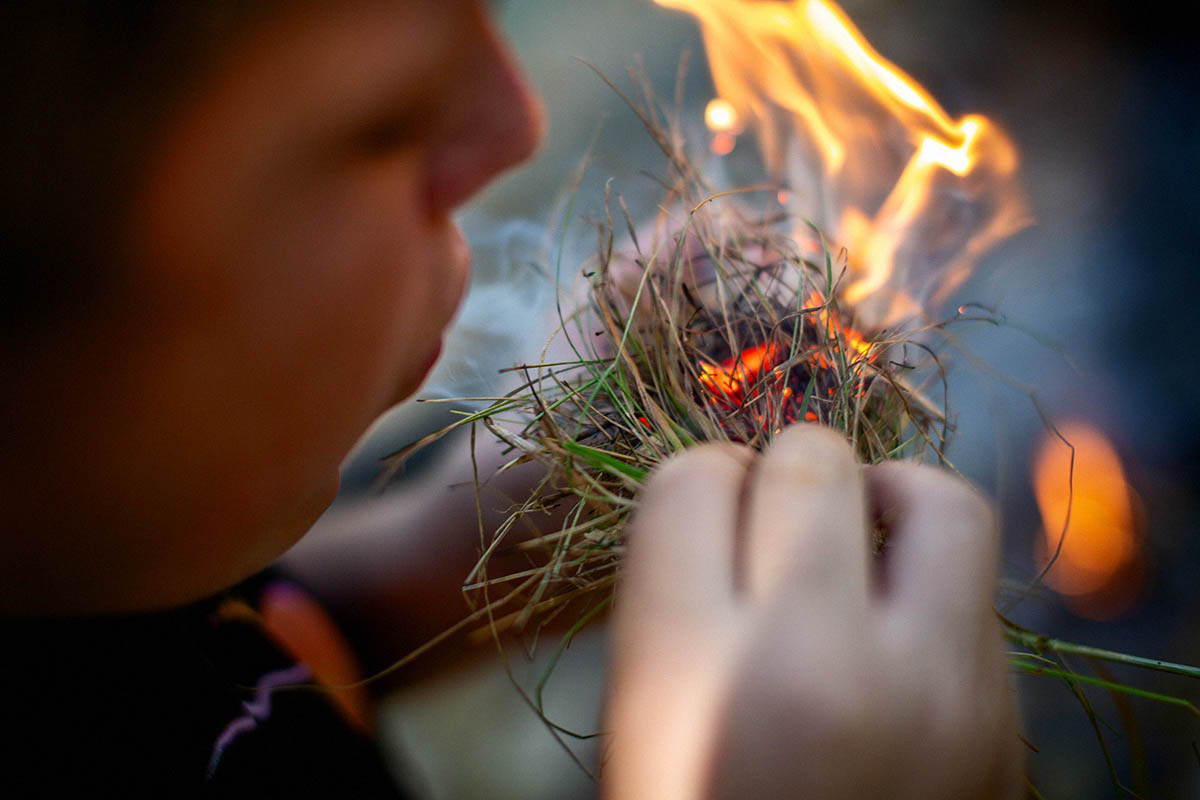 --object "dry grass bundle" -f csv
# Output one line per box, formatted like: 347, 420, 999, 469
377, 71, 1199, 795
384, 74, 955, 647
